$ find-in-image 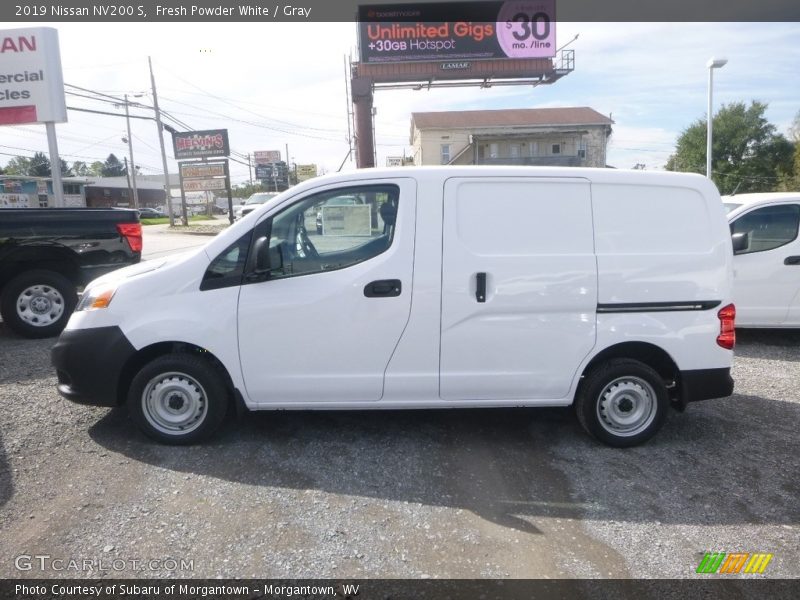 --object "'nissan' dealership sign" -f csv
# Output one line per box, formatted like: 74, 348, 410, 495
0, 27, 67, 125
358, 0, 556, 63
